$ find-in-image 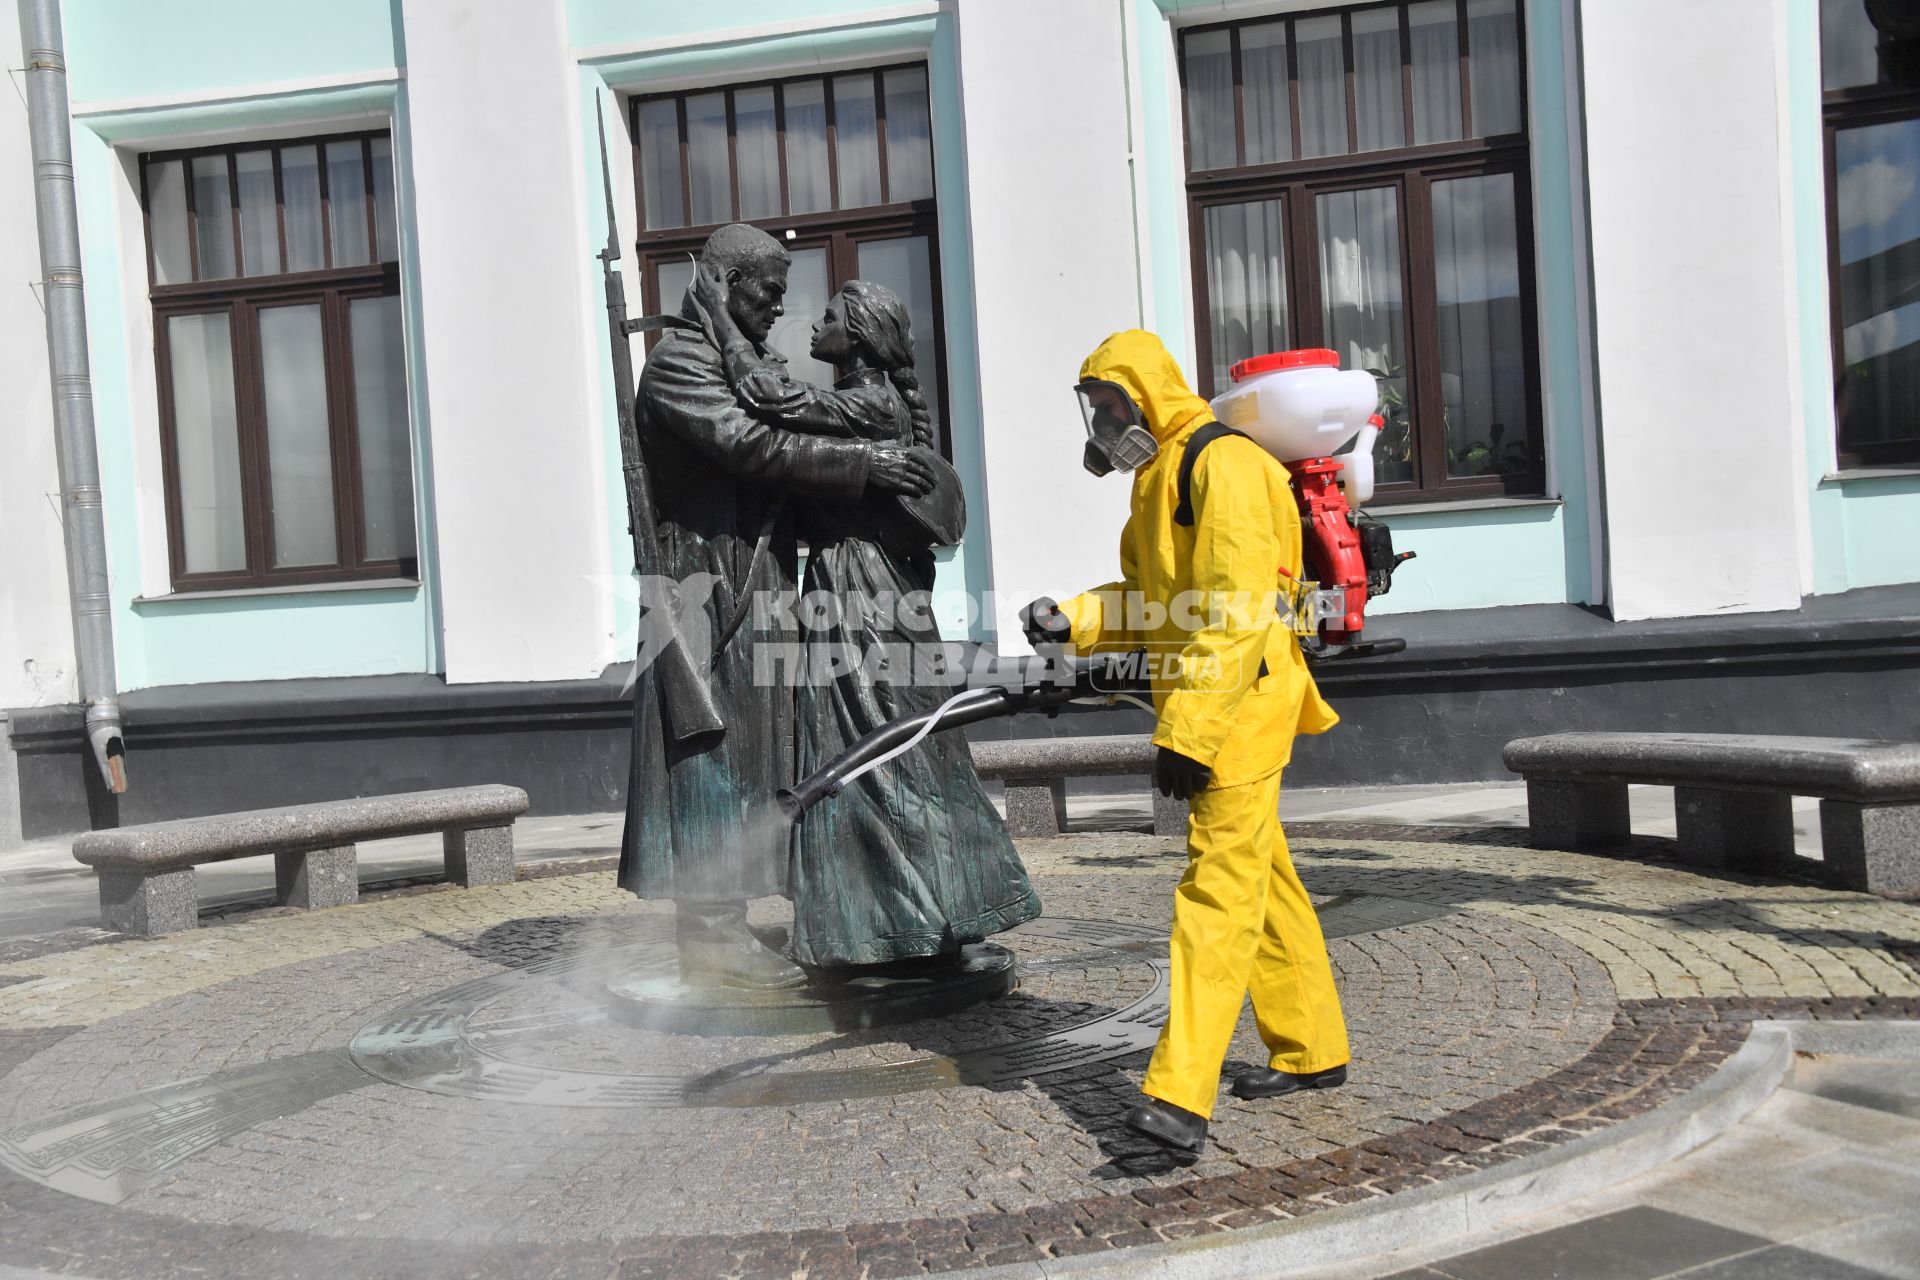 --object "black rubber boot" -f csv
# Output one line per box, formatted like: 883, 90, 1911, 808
1123, 1097, 1209, 1152
1230, 1063, 1348, 1100
676, 901, 808, 991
